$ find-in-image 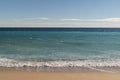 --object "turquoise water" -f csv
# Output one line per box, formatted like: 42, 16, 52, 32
0, 31, 120, 67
